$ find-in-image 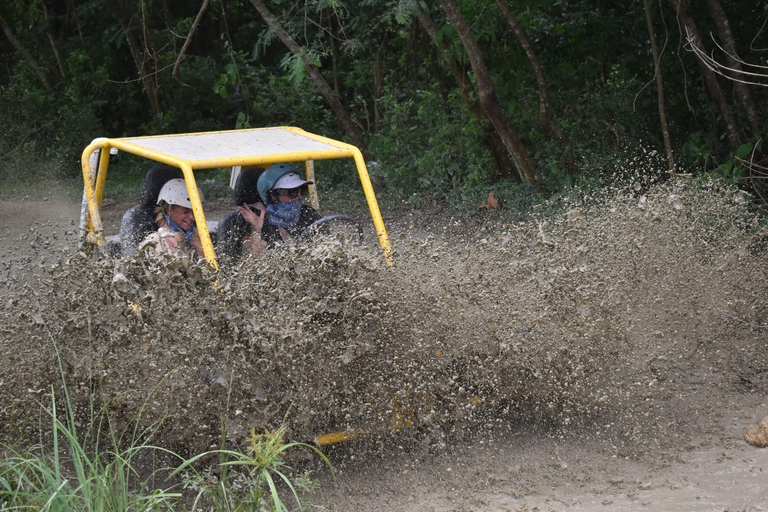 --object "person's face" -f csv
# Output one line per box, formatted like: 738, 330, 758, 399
273, 187, 303, 203
168, 204, 194, 231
